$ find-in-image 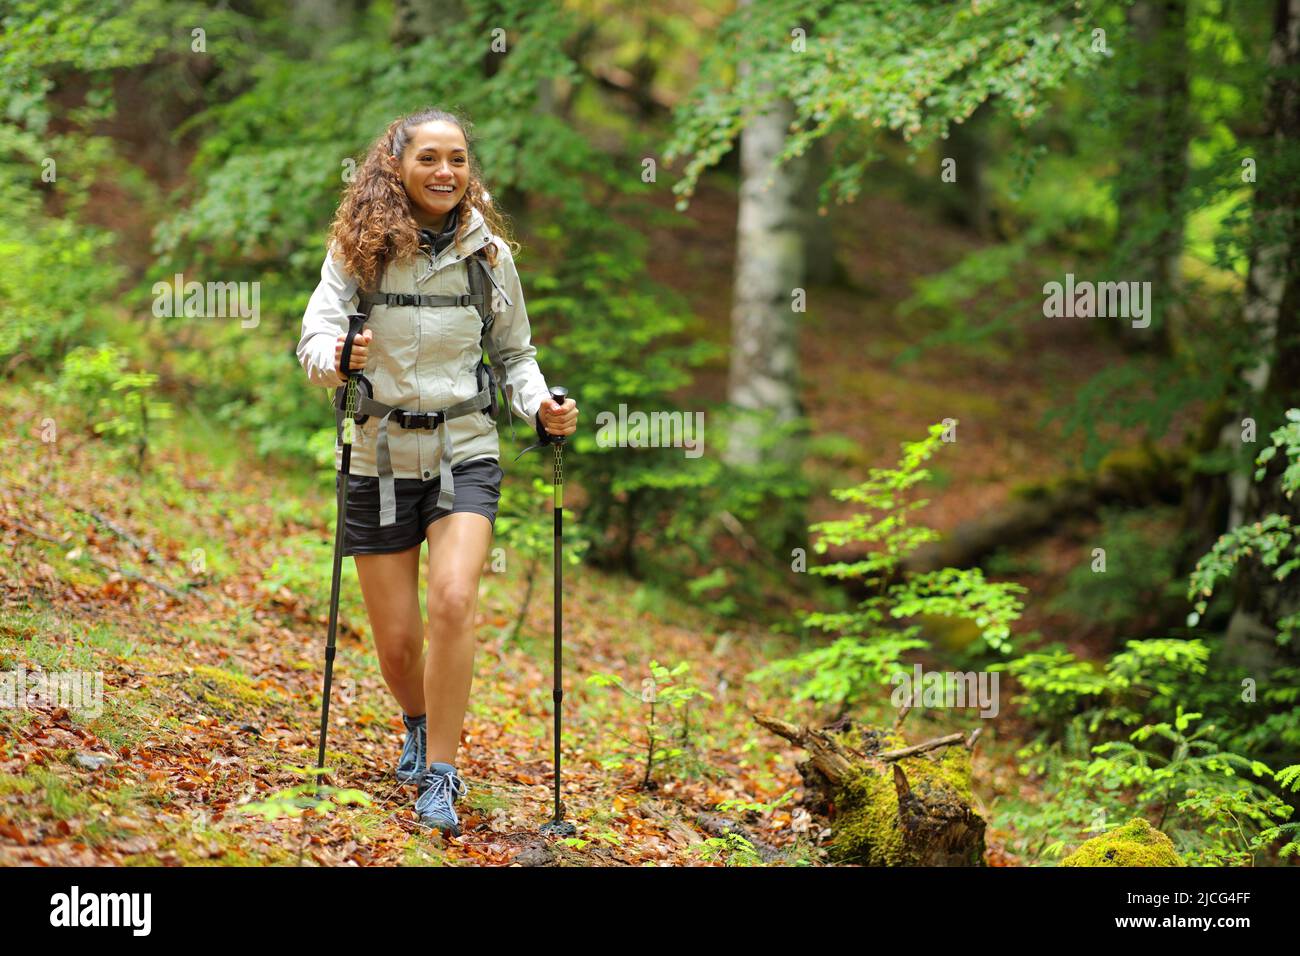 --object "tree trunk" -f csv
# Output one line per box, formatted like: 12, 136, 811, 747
1109, 0, 1191, 355
939, 99, 993, 237
1223, 0, 1300, 649
391, 0, 464, 47
725, 0, 807, 470
800, 133, 848, 286
724, 0, 810, 555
